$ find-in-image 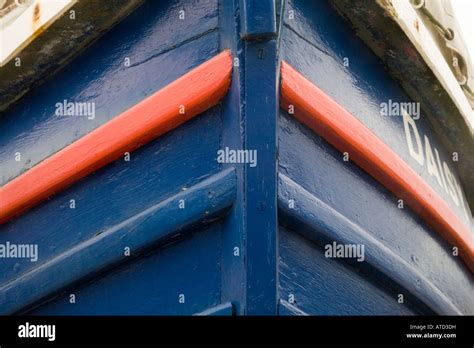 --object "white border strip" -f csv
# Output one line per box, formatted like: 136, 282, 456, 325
0, 0, 76, 67
384, 0, 474, 133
